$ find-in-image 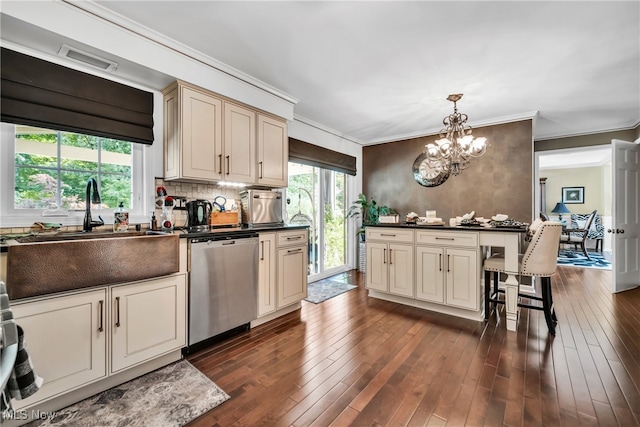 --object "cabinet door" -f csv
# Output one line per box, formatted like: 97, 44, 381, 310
11, 289, 107, 409
111, 274, 186, 373
224, 102, 256, 183
277, 245, 308, 307
257, 114, 288, 187
388, 244, 414, 297
415, 246, 445, 303
181, 86, 223, 180
366, 242, 388, 292
163, 86, 179, 179
445, 249, 479, 310
258, 233, 277, 316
